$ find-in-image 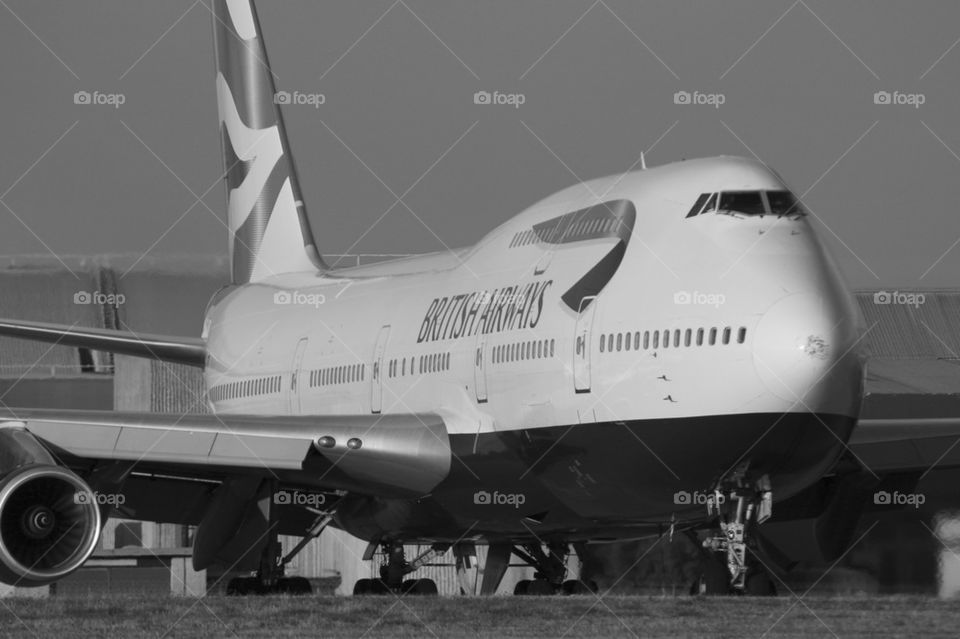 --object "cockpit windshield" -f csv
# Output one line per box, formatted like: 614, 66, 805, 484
718, 191, 765, 216
686, 190, 805, 218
